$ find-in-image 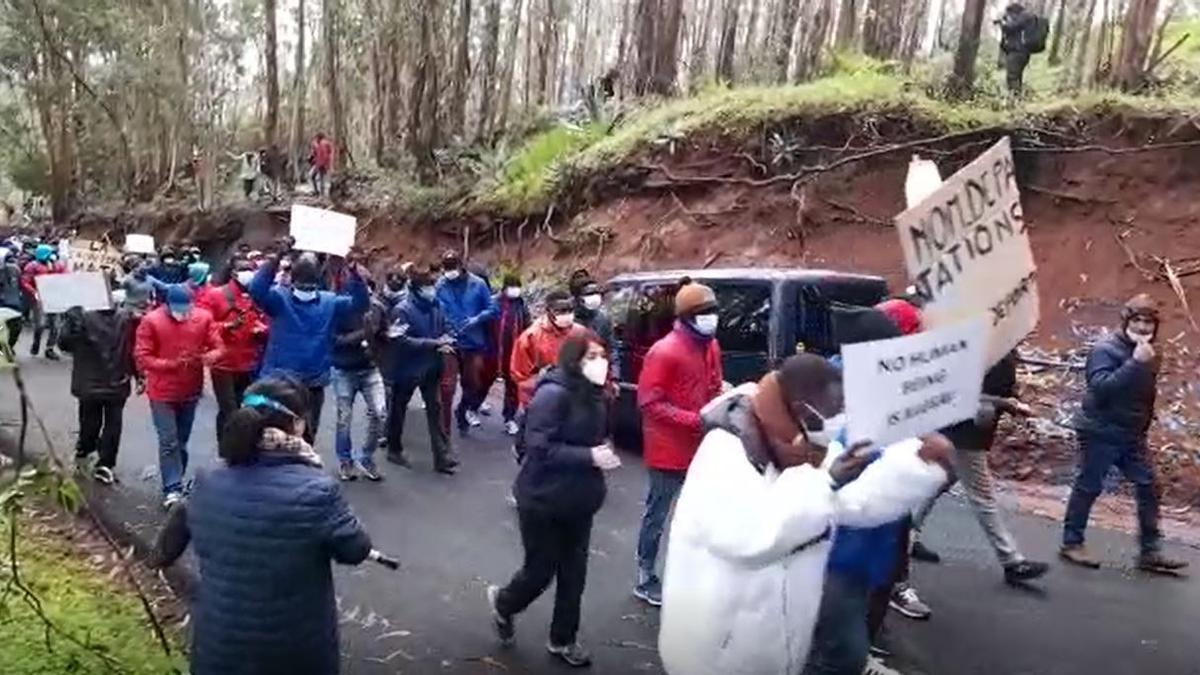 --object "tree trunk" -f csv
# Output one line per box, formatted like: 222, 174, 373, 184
1092, 0, 1111, 85
715, 0, 740, 83
775, 0, 802, 83
290, 0, 307, 183
863, 0, 905, 58
477, 0, 502, 139
322, 0, 348, 167
264, 0, 279, 149
742, 0, 764, 73
535, 0, 558, 104
796, 0, 834, 81
497, 0, 525, 130
409, 0, 441, 180
1070, 0, 1097, 88
836, 0, 859, 49
1111, 0, 1160, 89
449, 0, 472, 136
1048, 0, 1069, 64
901, 0, 930, 65
572, 0, 592, 95
947, 0, 987, 96
651, 0, 683, 93
634, 0, 659, 94
688, 0, 717, 84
